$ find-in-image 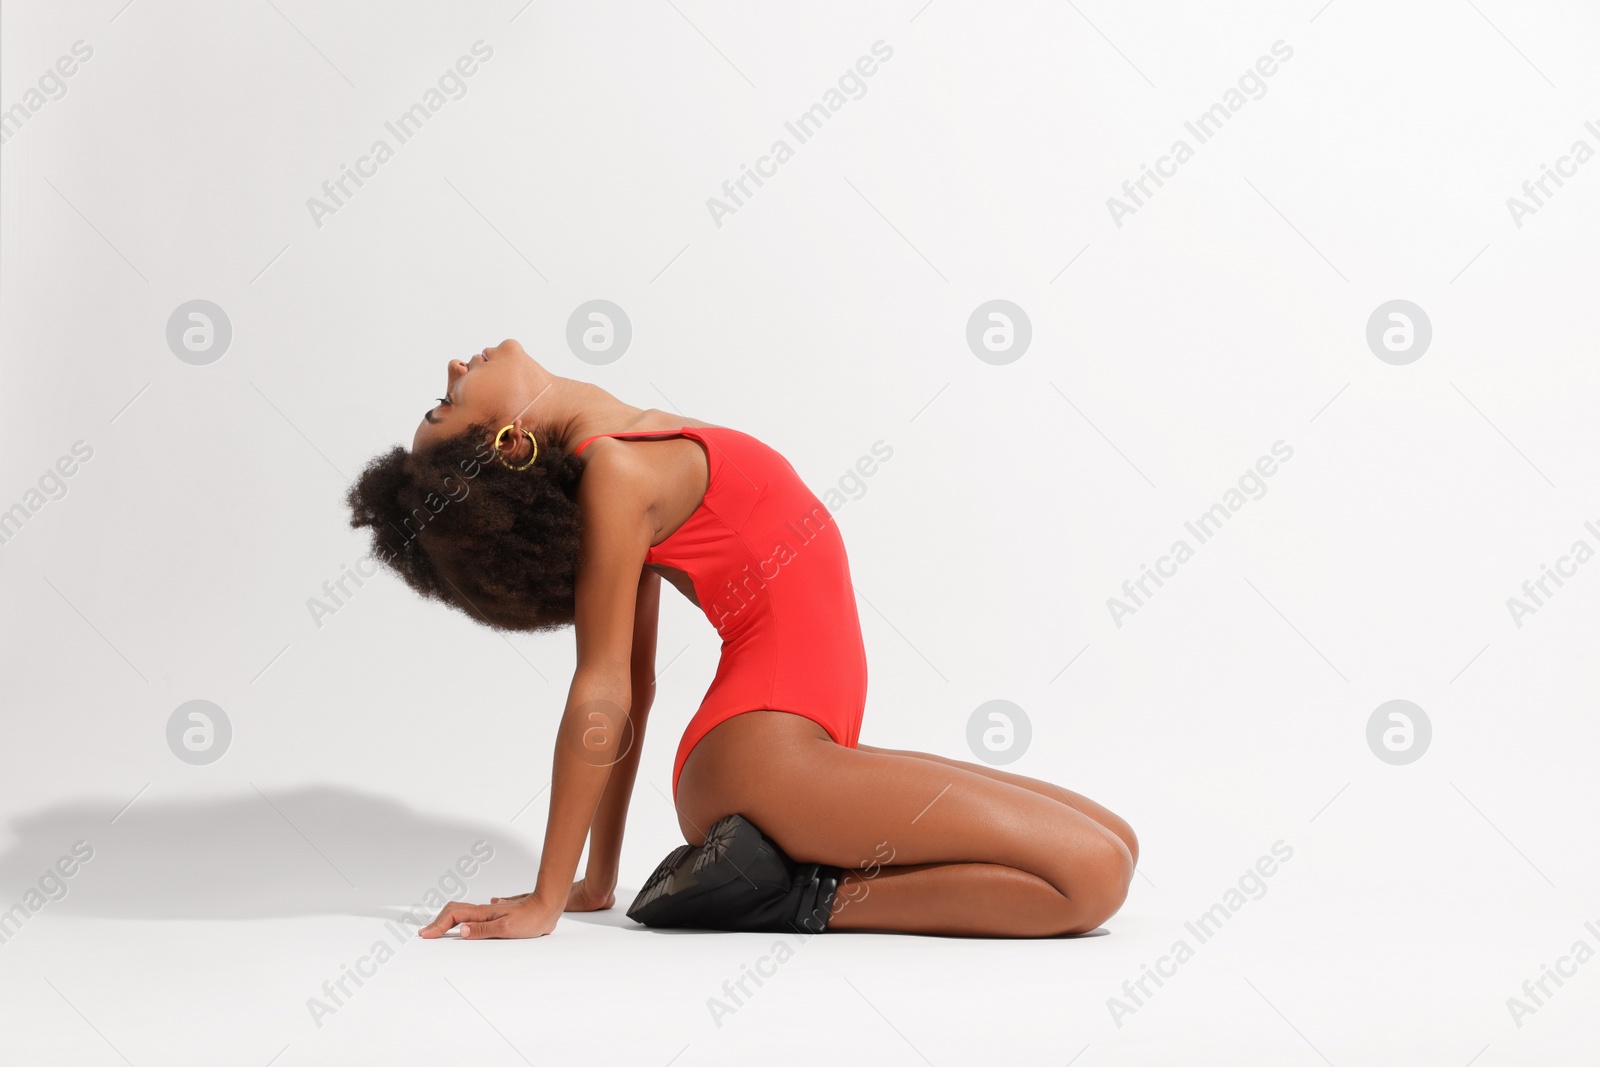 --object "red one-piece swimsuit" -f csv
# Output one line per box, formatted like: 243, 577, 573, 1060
570, 425, 868, 802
